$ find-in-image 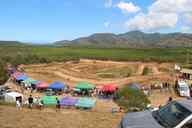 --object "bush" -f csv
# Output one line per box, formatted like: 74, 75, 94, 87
142, 67, 151, 75
0, 62, 8, 85
115, 87, 150, 112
